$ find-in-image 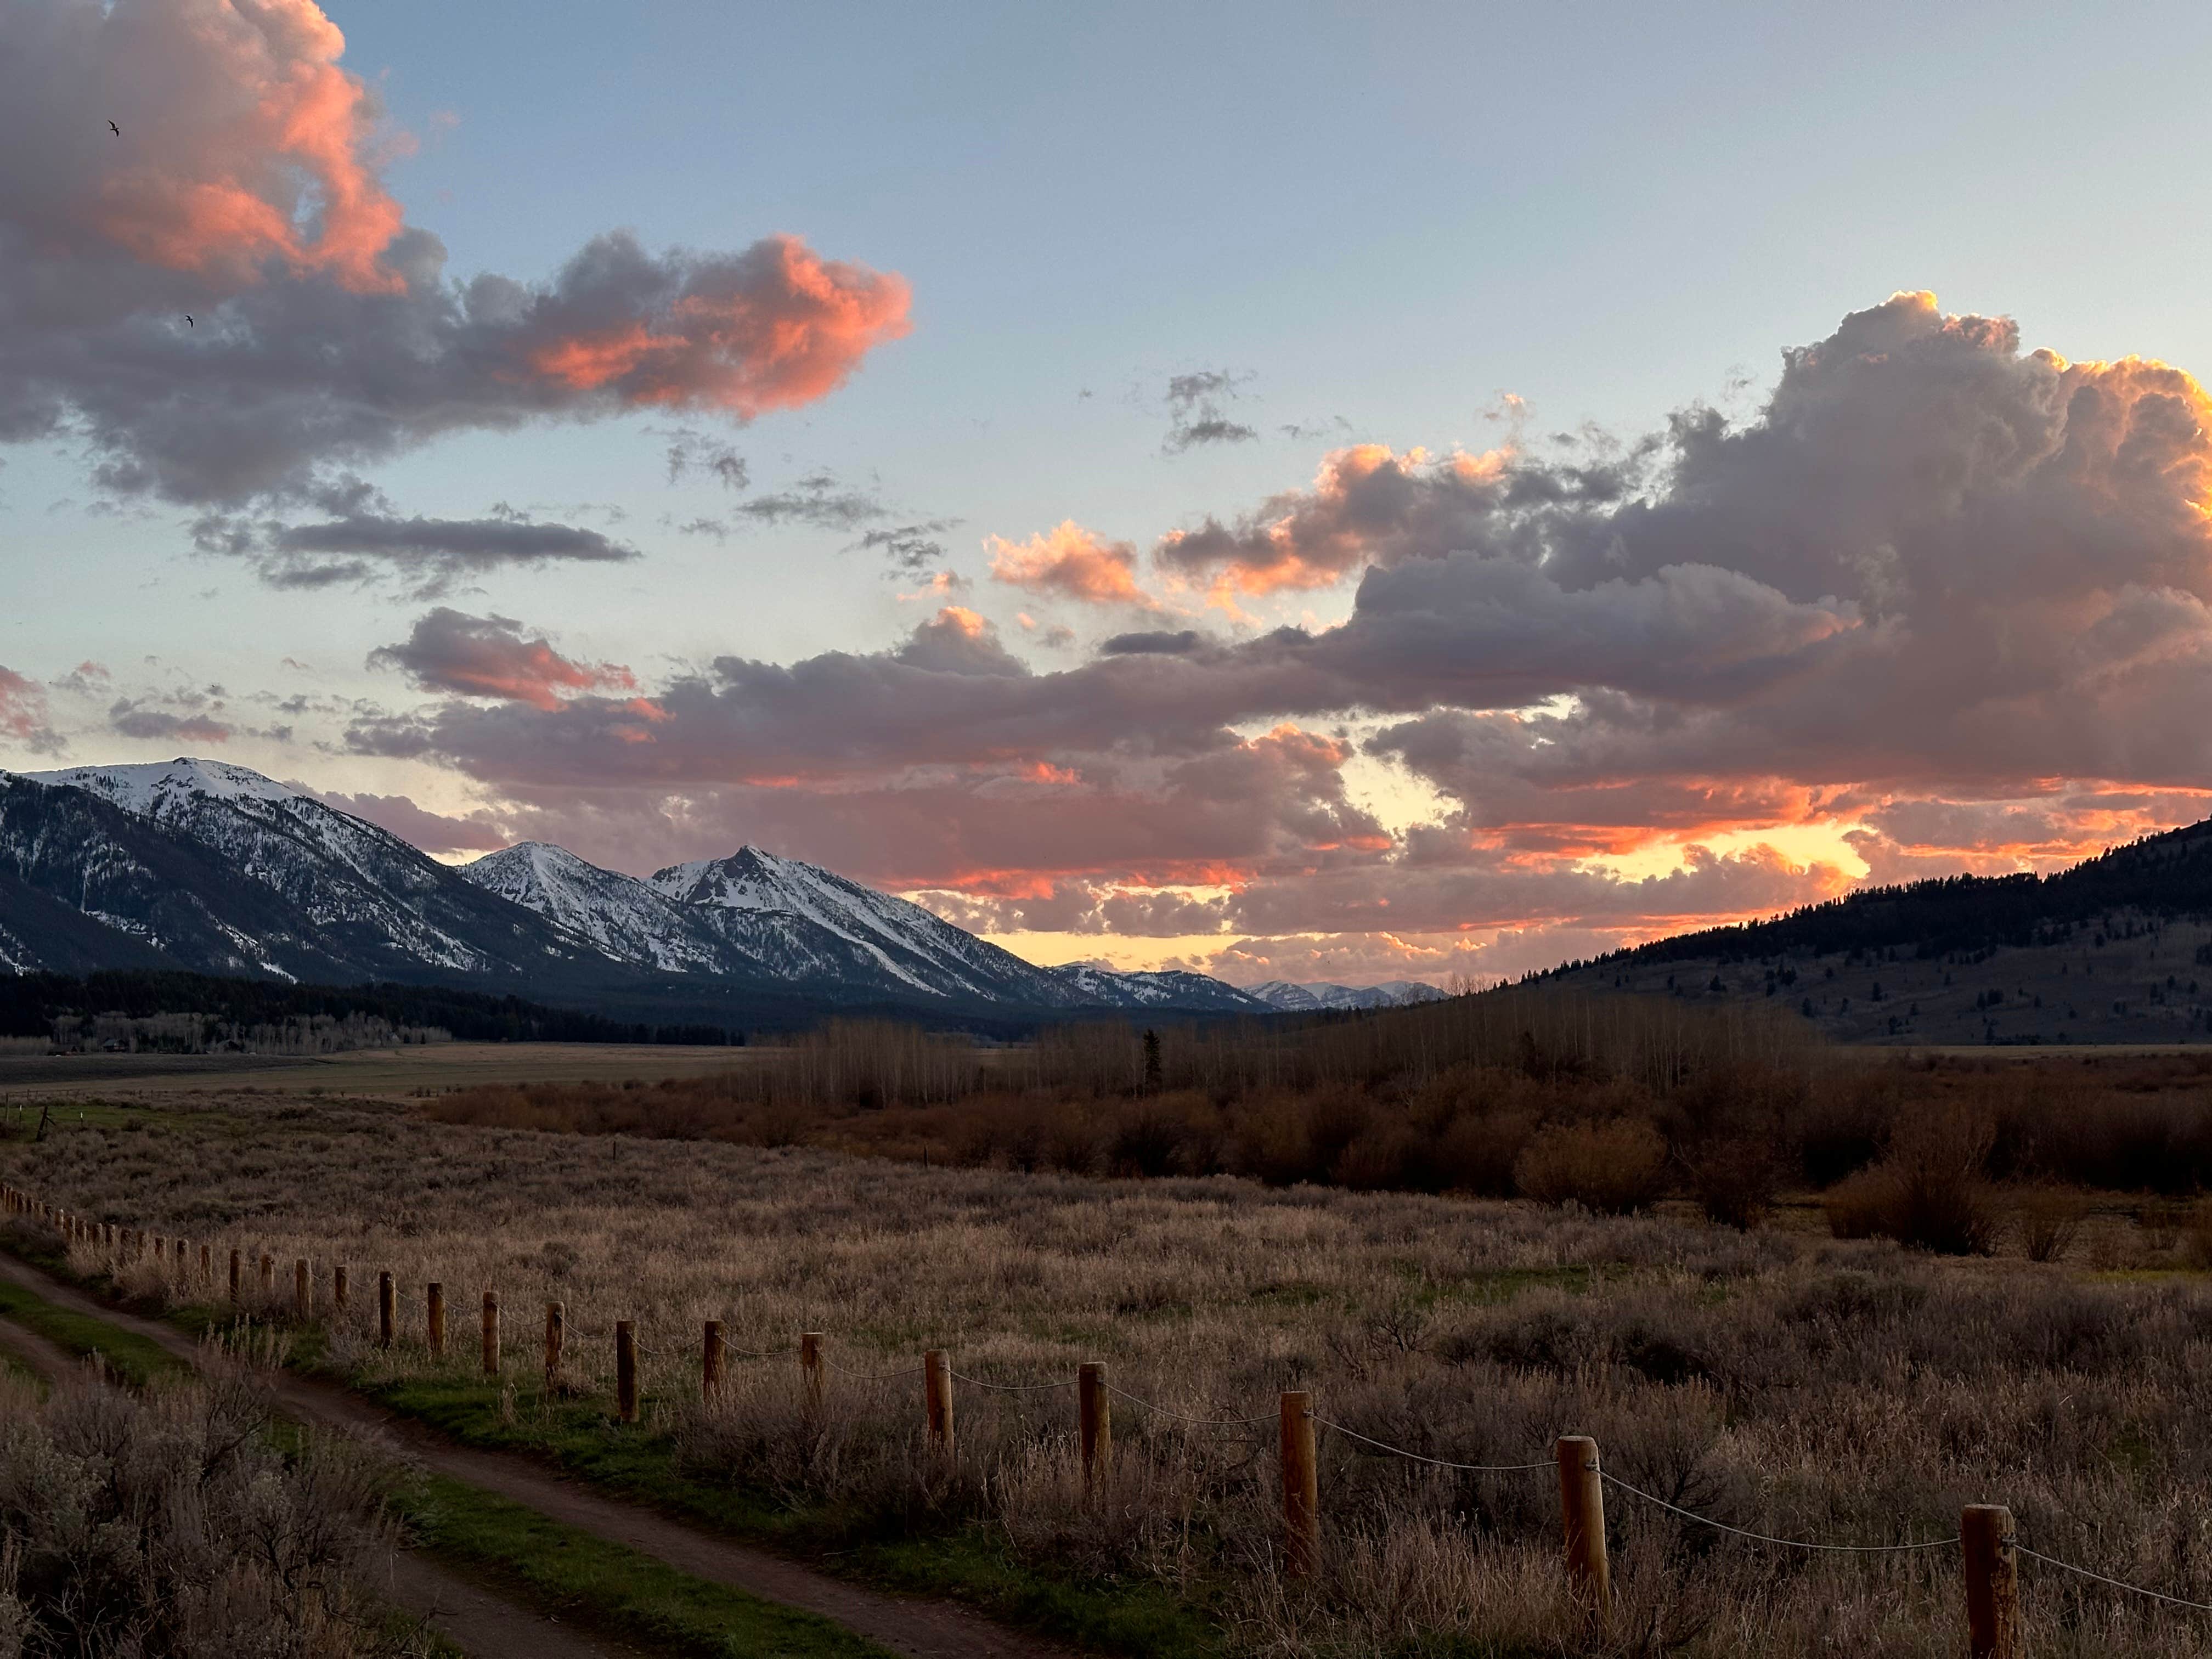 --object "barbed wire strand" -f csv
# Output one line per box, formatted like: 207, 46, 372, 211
1316, 1418, 1555, 1472
950, 1370, 1077, 1393
2016, 1544, 2212, 1611
825, 1358, 926, 1381
1596, 1471, 1958, 1554
1107, 1383, 1277, 1428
